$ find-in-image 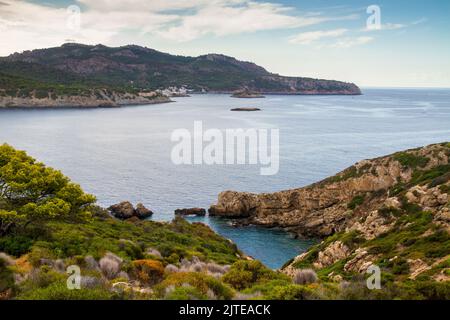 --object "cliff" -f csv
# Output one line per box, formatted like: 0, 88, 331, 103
210, 143, 449, 236
210, 143, 450, 286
